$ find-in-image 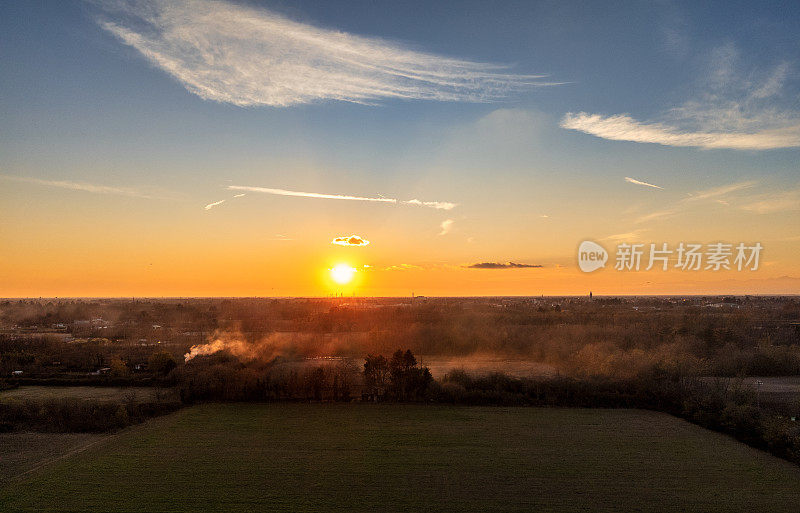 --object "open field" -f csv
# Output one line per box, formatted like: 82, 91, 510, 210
3, 404, 800, 512
725, 376, 800, 403
0, 386, 177, 403
701, 376, 800, 412
420, 356, 557, 379
0, 432, 108, 485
